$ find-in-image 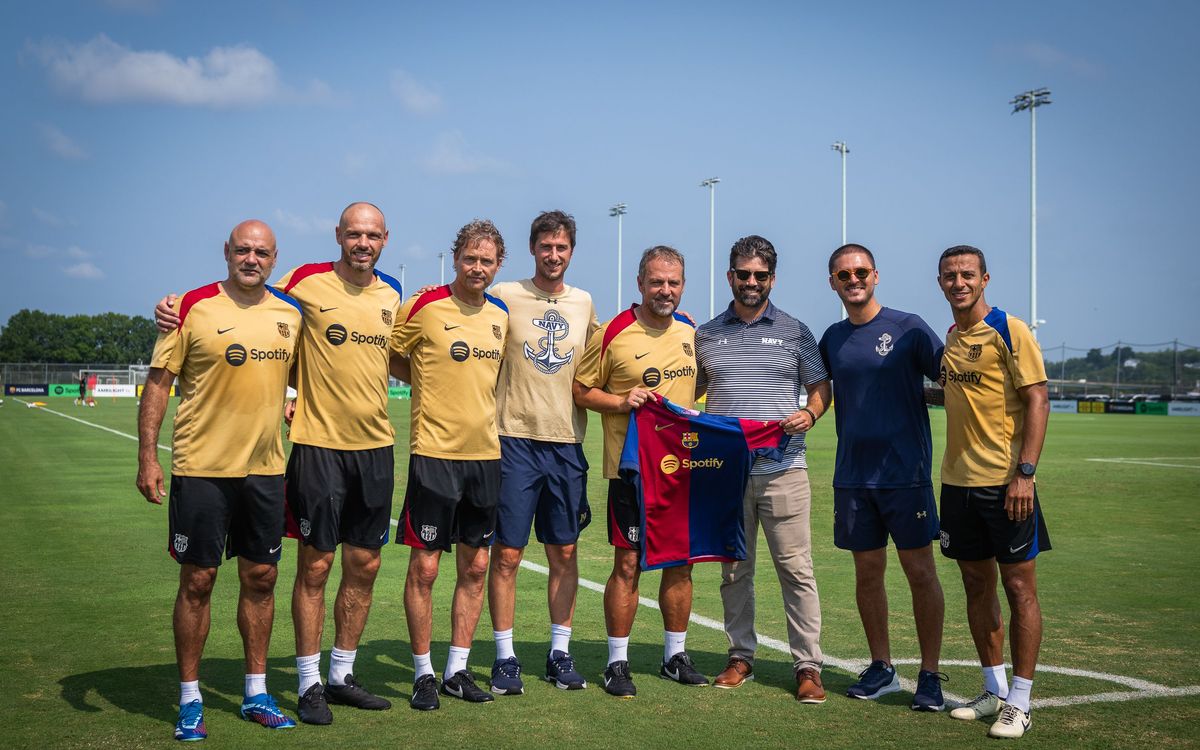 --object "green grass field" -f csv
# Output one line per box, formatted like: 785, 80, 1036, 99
1, 398, 1198, 748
